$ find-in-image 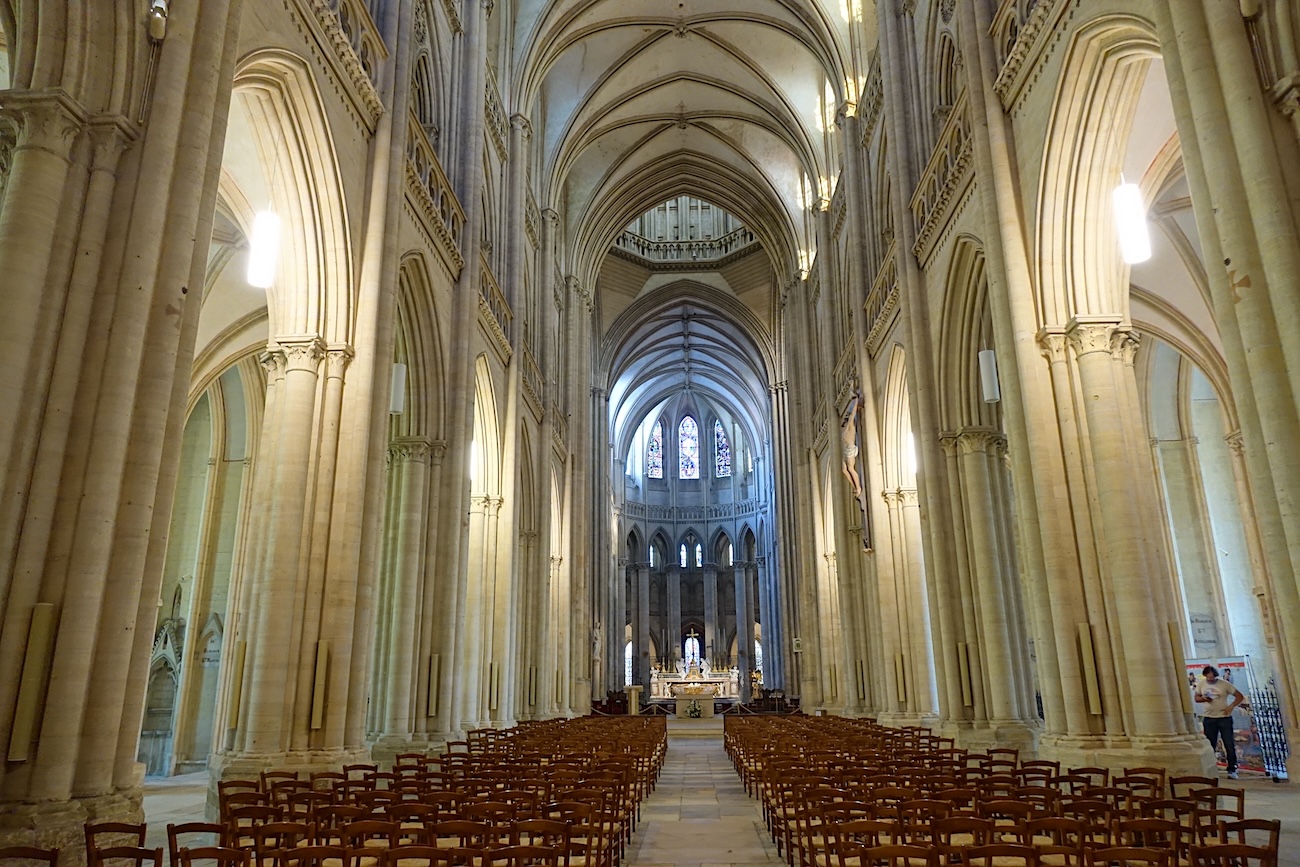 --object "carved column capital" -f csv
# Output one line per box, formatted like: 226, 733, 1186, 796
388, 436, 432, 463
325, 344, 354, 378
542, 207, 559, 223
510, 113, 533, 139
259, 349, 285, 380
85, 115, 139, 173
1037, 327, 1069, 364
1064, 317, 1124, 358
1224, 430, 1245, 455
0, 89, 88, 160
429, 440, 449, 464
277, 337, 327, 371
957, 428, 1006, 456
938, 433, 960, 457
